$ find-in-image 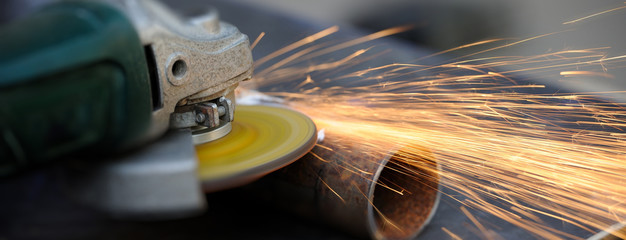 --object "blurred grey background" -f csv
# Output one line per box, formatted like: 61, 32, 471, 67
3, 0, 625, 98
230, 0, 626, 100
231, 0, 626, 53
